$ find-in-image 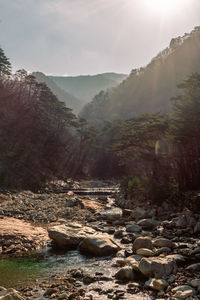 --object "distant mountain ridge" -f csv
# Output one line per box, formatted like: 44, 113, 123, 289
33, 72, 82, 114
80, 26, 200, 126
49, 73, 127, 103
